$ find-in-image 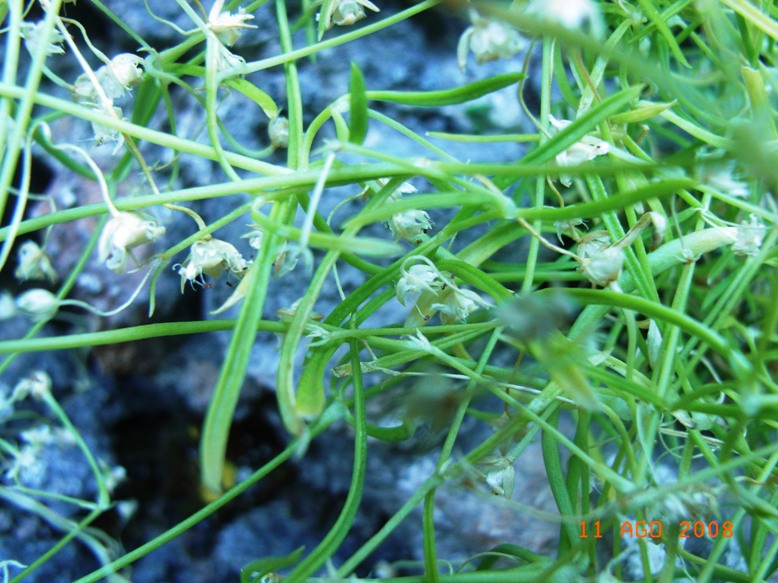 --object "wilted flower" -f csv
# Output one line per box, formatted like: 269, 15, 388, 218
457, 11, 525, 70
15, 241, 58, 283
208, 0, 257, 46
98, 211, 166, 273
177, 237, 249, 290
319, 0, 380, 31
